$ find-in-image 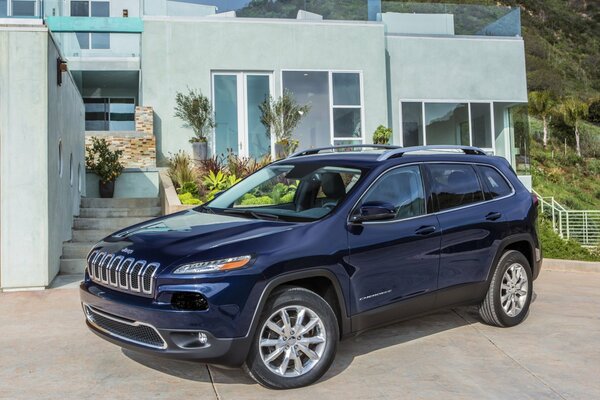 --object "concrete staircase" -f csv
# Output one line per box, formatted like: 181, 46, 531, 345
59, 197, 161, 274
